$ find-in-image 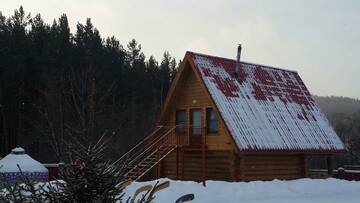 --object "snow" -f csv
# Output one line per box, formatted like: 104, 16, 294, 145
189, 52, 344, 152
124, 178, 360, 203
12, 147, 25, 153
0, 148, 48, 173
